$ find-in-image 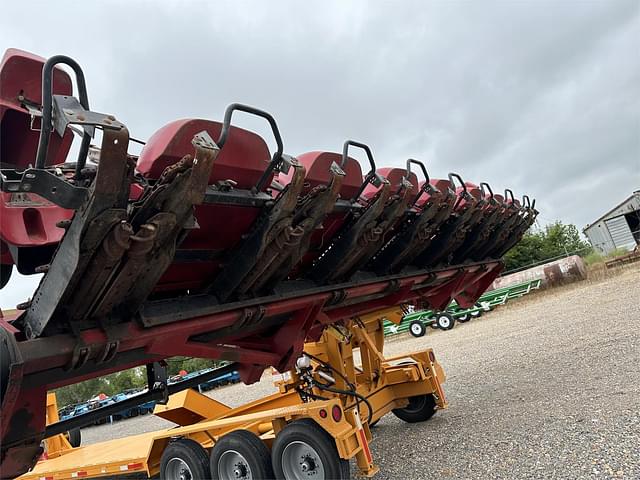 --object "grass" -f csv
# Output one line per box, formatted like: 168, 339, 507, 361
583, 247, 631, 266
